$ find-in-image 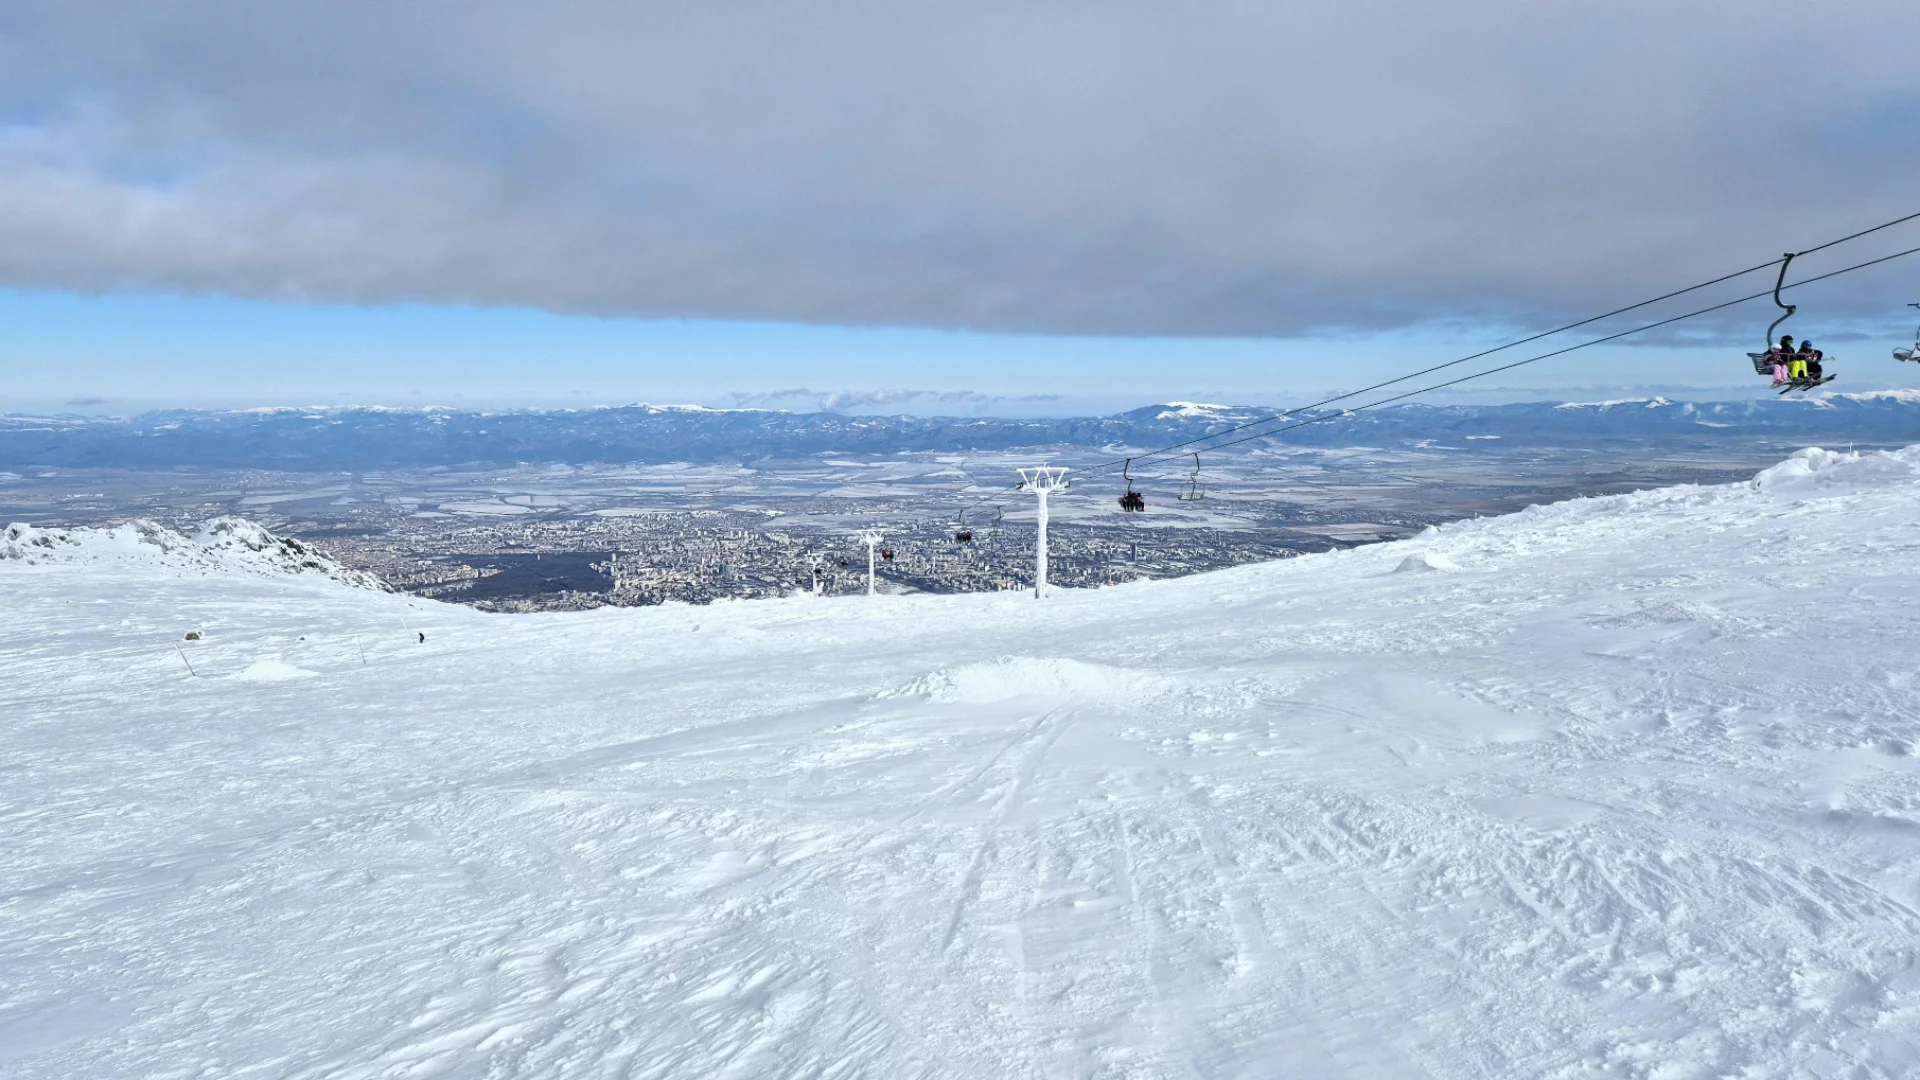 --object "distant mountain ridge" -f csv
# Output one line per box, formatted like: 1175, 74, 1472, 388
3, 395, 1916, 470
